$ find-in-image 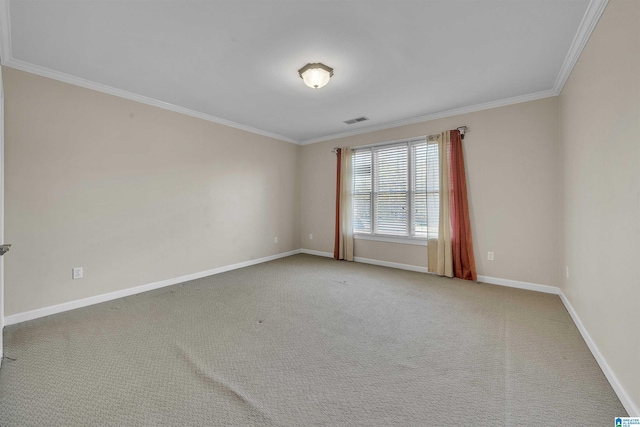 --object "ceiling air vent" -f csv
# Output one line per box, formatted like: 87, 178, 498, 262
343, 116, 369, 125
